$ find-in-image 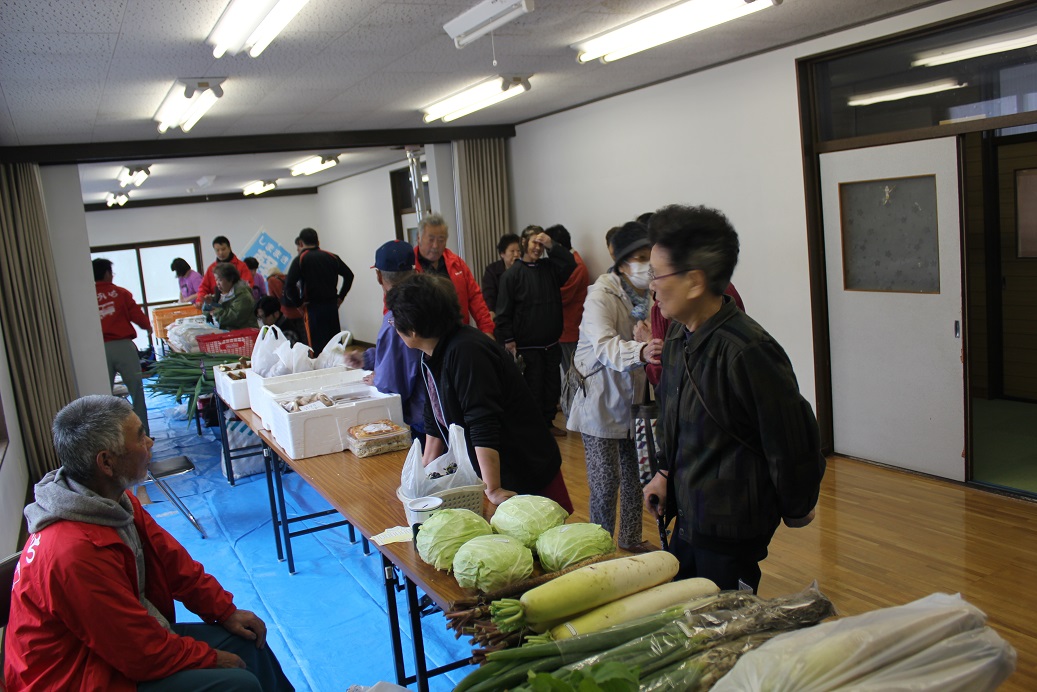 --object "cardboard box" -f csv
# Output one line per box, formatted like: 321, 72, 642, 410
267, 384, 404, 459
246, 366, 368, 430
